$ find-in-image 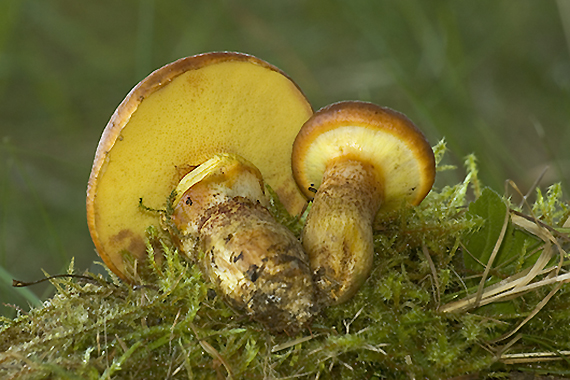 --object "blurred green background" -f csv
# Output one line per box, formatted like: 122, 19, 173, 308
1, 0, 570, 316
